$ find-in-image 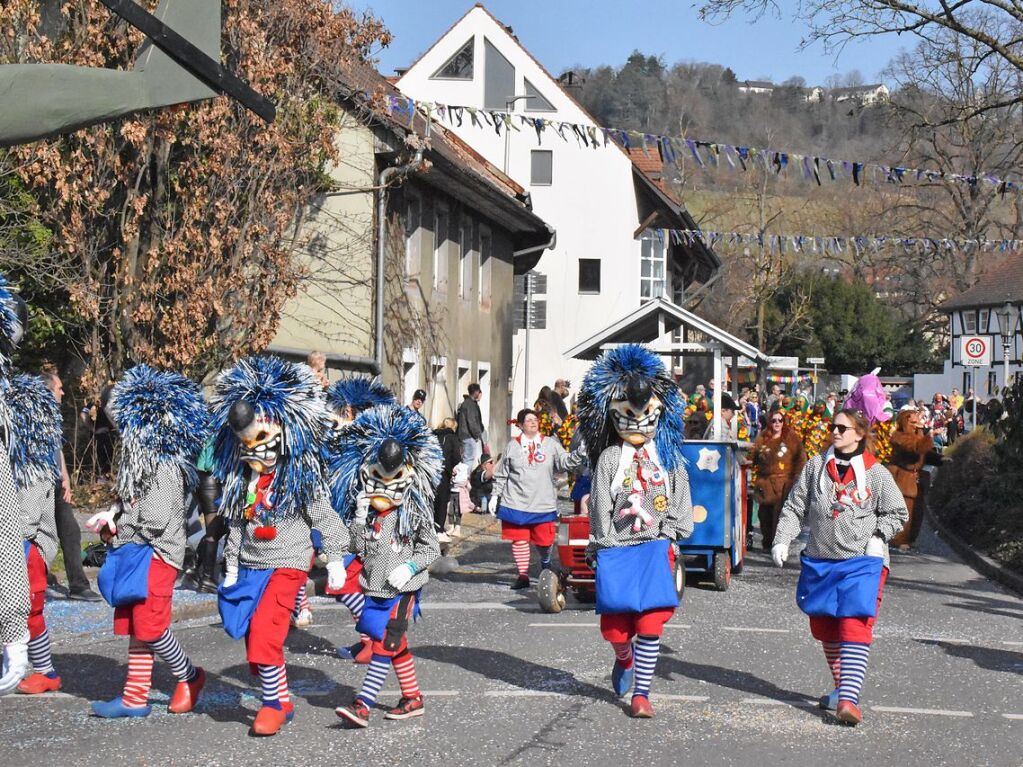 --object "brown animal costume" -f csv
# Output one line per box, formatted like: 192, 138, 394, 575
749, 423, 807, 549
886, 409, 941, 549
